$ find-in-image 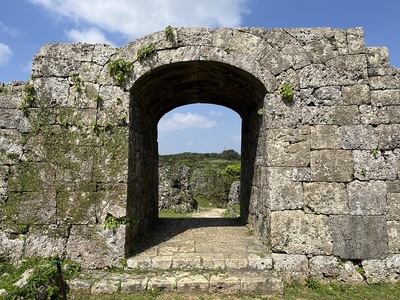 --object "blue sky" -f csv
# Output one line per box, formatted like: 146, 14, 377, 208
1, 0, 399, 154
